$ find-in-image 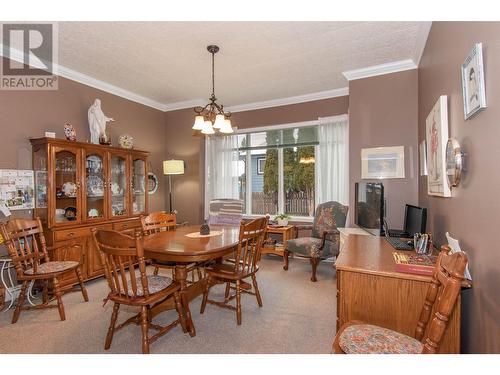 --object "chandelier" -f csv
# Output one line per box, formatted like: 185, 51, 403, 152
192, 45, 233, 135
